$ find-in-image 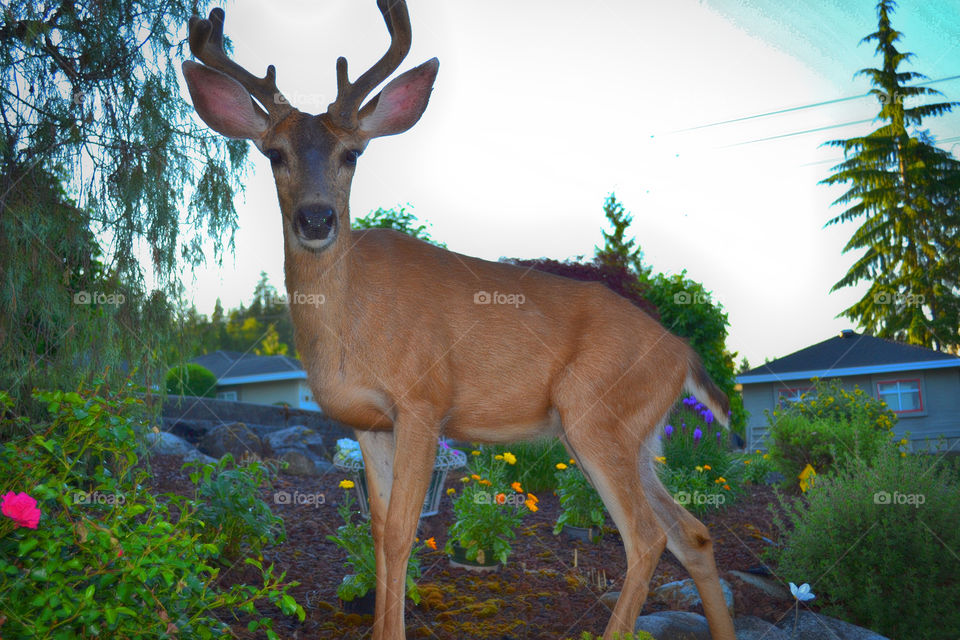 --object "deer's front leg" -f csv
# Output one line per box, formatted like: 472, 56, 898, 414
356, 430, 396, 640
377, 413, 439, 640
